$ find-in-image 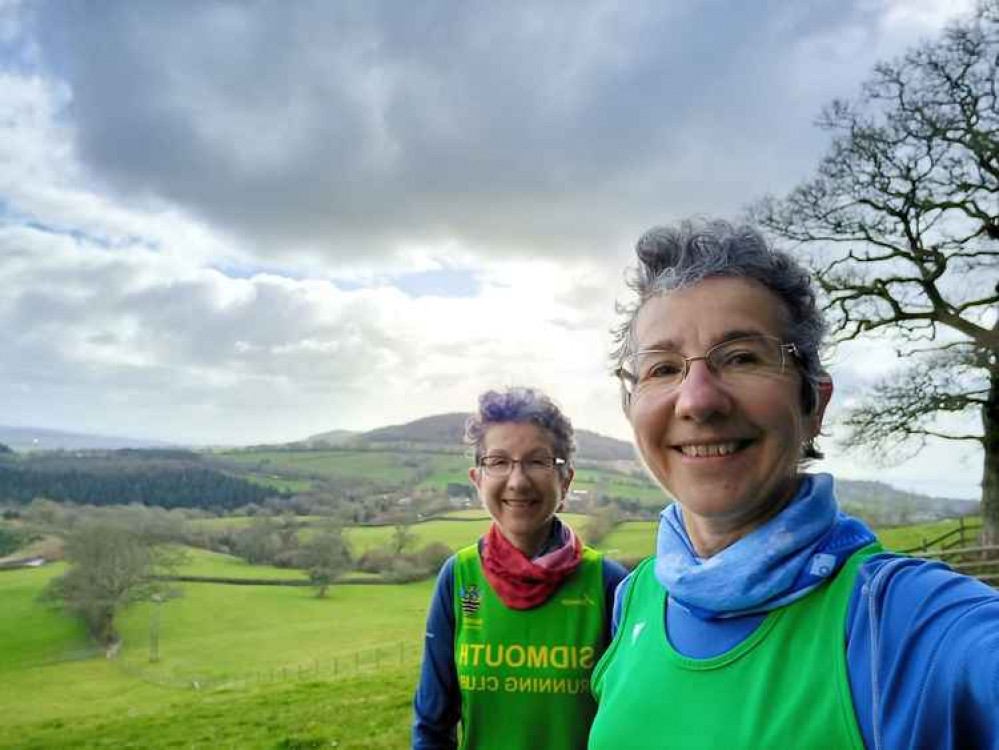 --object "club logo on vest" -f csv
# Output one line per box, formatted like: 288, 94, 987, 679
460, 584, 482, 616
560, 592, 596, 607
